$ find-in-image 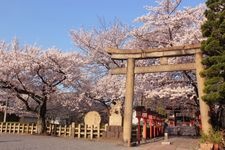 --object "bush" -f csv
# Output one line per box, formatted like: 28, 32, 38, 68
200, 129, 223, 144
